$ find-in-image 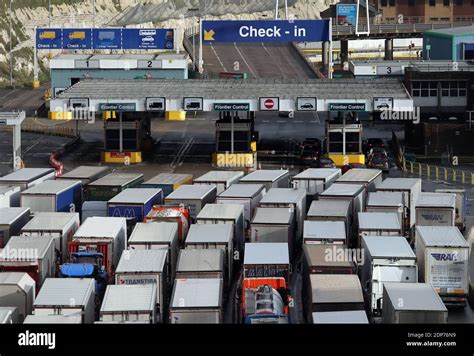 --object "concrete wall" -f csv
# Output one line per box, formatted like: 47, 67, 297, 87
51, 68, 188, 92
